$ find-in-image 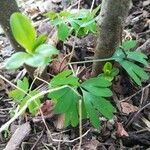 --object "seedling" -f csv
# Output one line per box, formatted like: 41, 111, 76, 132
5, 13, 58, 69
45, 6, 100, 40
100, 62, 119, 81
113, 40, 149, 86
9, 77, 42, 115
